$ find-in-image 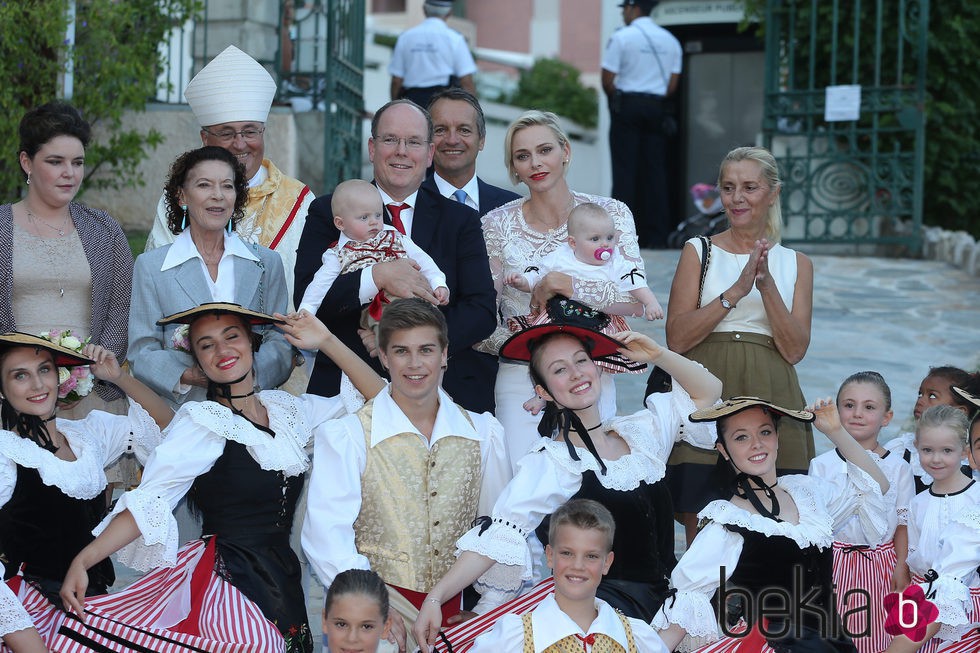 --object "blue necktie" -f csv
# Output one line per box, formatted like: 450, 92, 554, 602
452, 189, 468, 206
